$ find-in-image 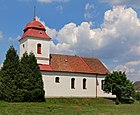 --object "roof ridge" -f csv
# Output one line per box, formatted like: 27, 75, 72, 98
82, 56, 99, 60
50, 54, 99, 60
51, 54, 77, 57
78, 56, 94, 73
